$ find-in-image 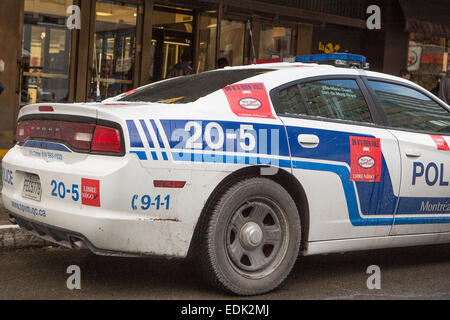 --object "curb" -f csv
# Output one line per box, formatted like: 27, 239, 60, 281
0, 225, 50, 250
